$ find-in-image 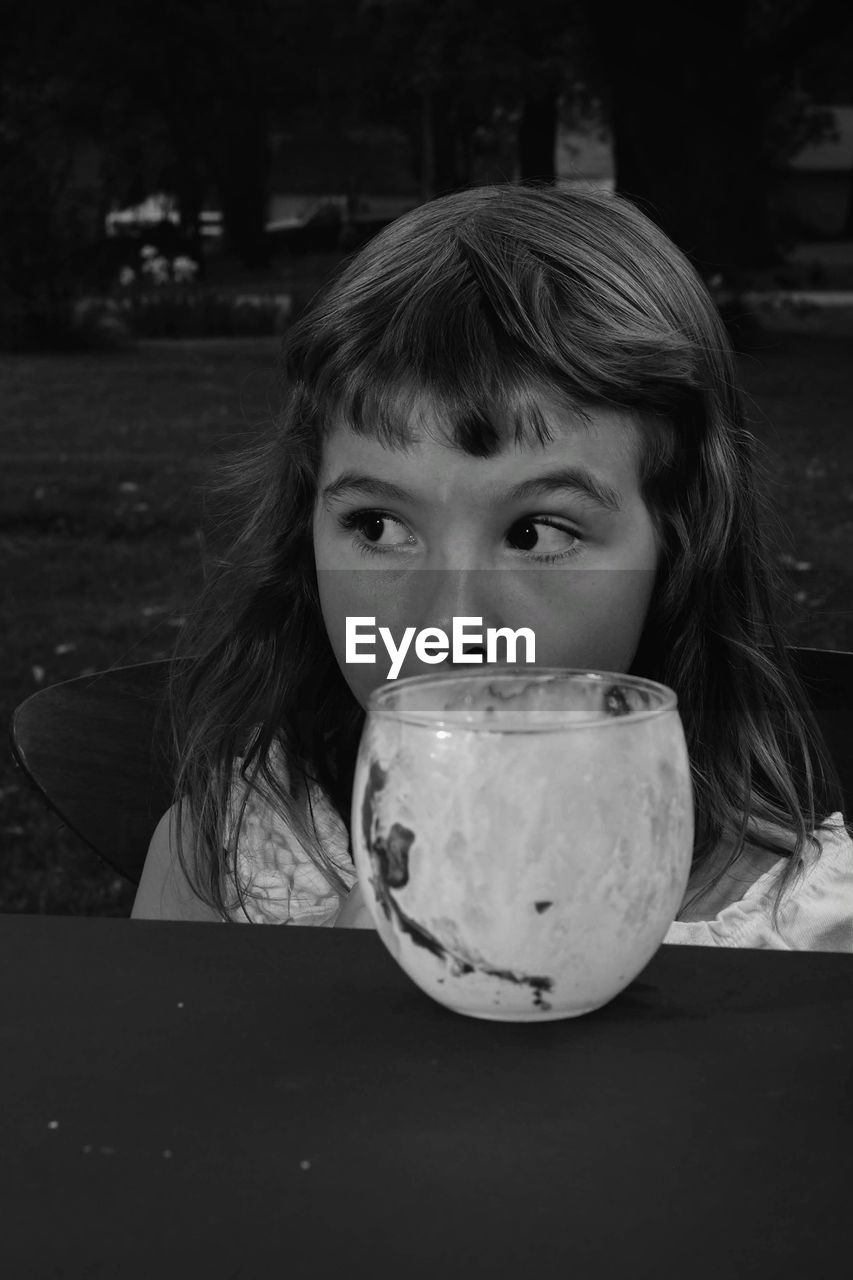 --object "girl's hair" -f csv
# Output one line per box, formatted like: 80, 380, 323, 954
170, 183, 844, 923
